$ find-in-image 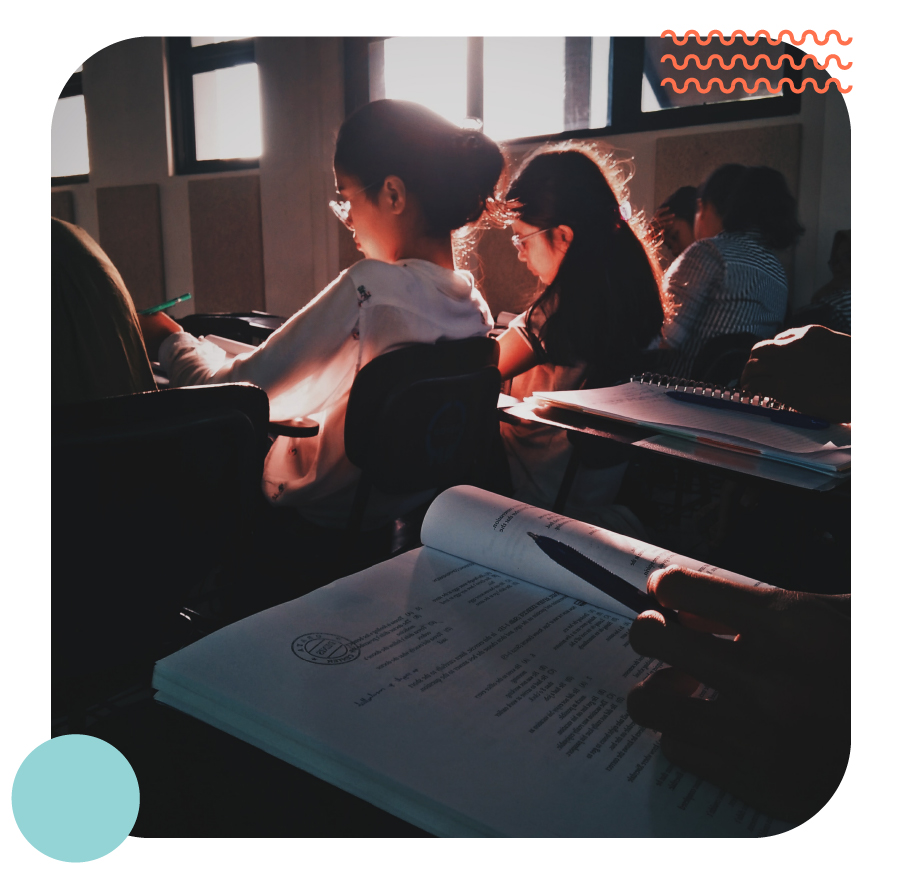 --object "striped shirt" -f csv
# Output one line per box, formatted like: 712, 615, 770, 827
659, 231, 788, 376
818, 288, 852, 334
